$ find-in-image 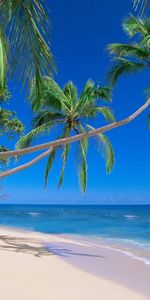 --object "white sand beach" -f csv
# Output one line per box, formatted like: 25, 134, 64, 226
0, 227, 149, 300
